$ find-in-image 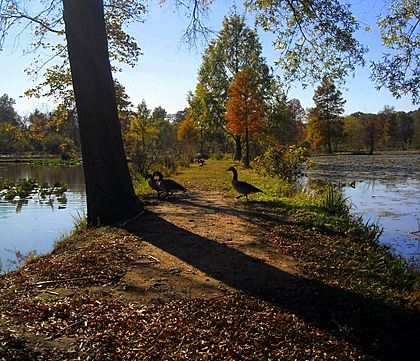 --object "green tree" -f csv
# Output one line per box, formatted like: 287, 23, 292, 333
380, 106, 399, 149
309, 77, 345, 154
264, 90, 289, 147
0, 95, 26, 153
0, 94, 21, 125
188, 83, 229, 156
245, 0, 367, 85
358, 113, 383, 155
396, 111, 414, 148
371, 0, 419, 104
124, 100, 158, 176
344, 115, 364, 152
196, 12, 272, 161
412, 109, 420, 148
